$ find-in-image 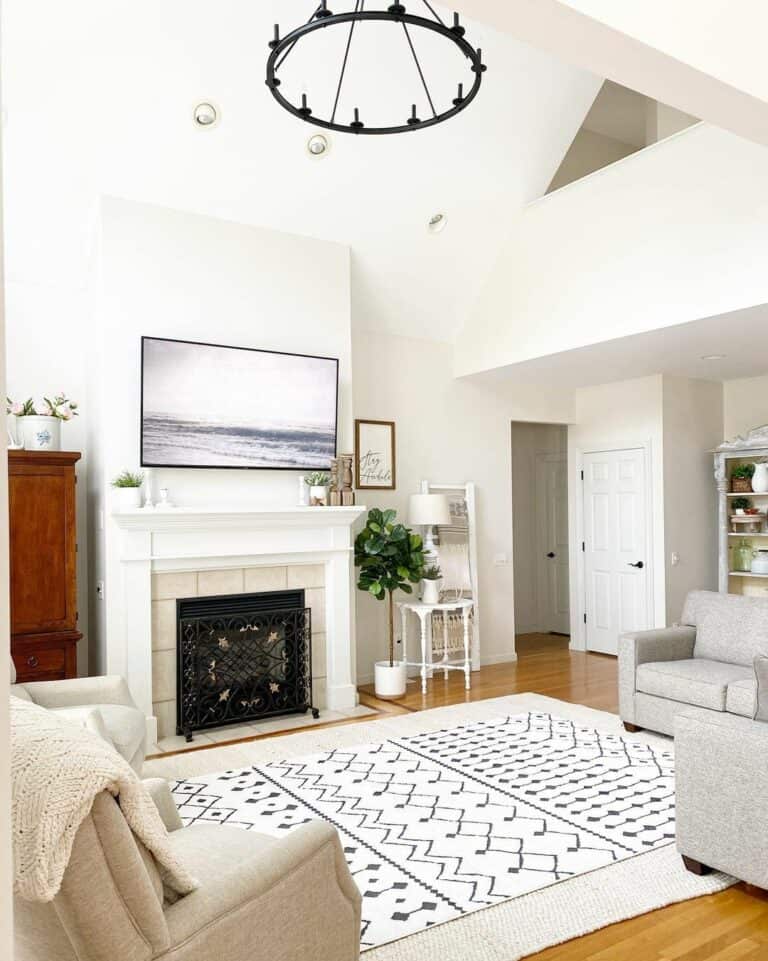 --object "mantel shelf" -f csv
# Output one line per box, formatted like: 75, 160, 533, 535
111, 505, 367, 532
728, 571, 768, 578
726, 491, 768, 497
